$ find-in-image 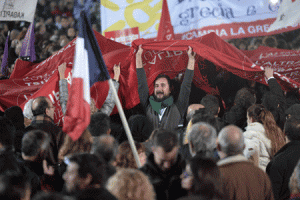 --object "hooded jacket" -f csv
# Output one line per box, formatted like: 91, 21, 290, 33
243, 122, 271, 171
